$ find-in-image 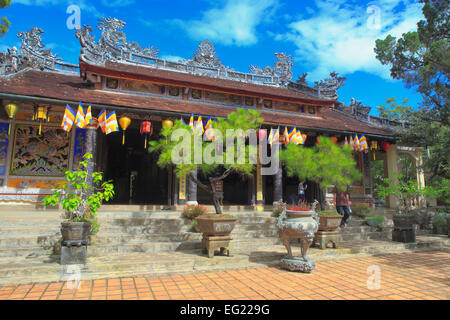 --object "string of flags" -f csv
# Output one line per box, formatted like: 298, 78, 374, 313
61, 103, 120, 134
344, 133, 369, 153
